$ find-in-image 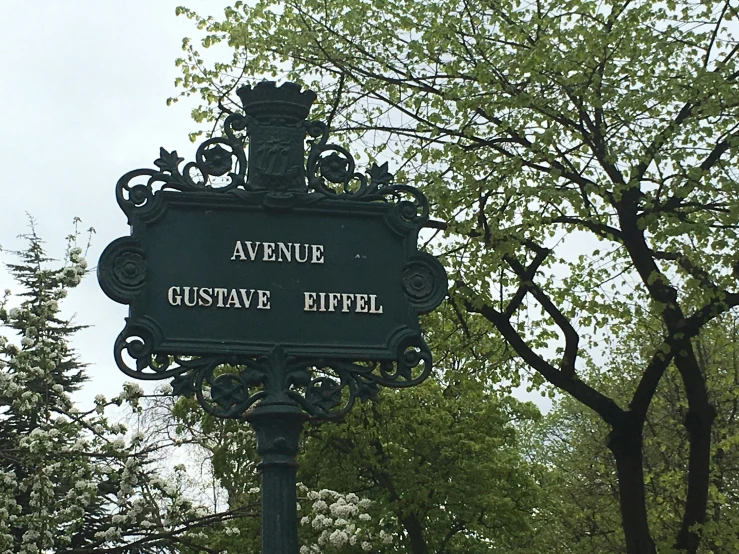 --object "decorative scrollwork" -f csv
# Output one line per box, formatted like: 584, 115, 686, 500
98, 237, 147, 304
114, 318, 187, 380
303, 123, 430, 230
306, 141, 368, 196
305, 121, 399, 201
123, 336, 433, 420
401, 253, 449, 313
114, 80, 430, 226
115, 115, 249, 218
